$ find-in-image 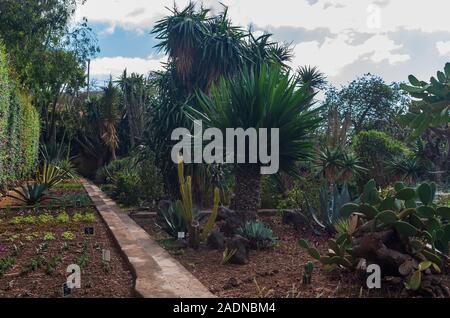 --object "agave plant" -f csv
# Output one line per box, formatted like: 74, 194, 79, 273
387, 155, 425, 185
155, 201, 188, 239
7, 182, 48, 205
187, 66, 323, 217
305, 183, 351, 234
237, 221, 277, 250
35, 162, 70, 189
